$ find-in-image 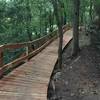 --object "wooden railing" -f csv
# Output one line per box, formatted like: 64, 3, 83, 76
0, 25, 70, 77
